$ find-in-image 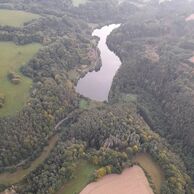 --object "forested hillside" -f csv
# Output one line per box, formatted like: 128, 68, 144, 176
108, 0, 194, 182
0, 0, 137, 170
0, 0, 99, 169
16, 104, 193, 194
